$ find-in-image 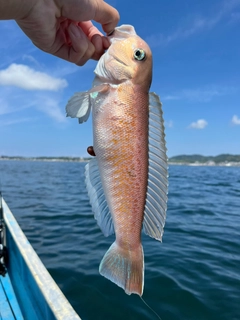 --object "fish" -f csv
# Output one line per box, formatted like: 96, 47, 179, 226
66, 25, 168, 296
